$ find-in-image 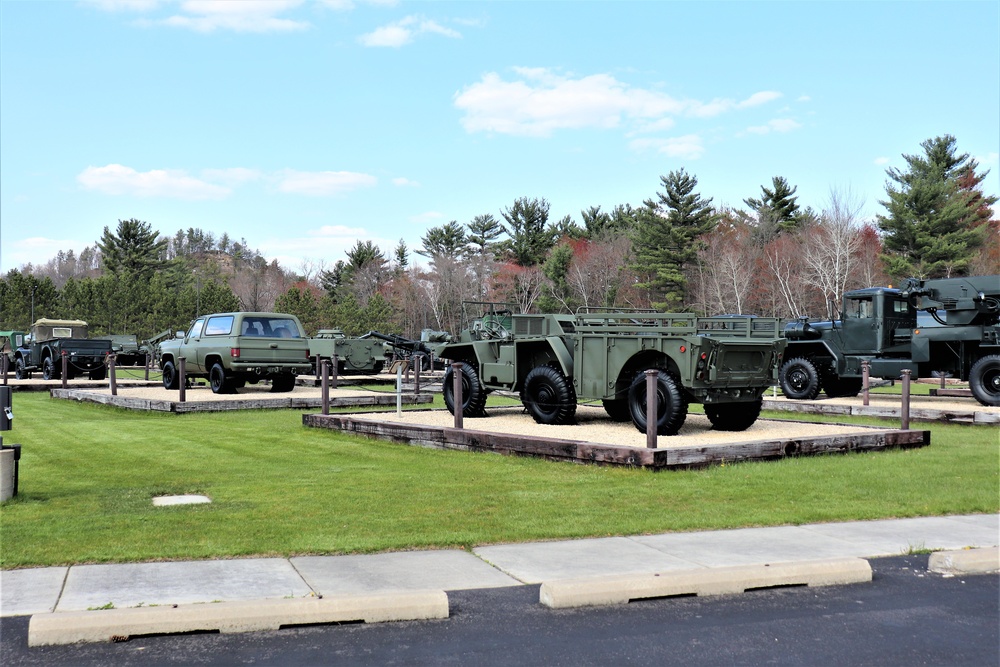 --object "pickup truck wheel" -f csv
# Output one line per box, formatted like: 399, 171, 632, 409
522, 365, 577, 425
14, 358, 29, 380
602, 398, 631, 422
89, 367, 107, 381
780, 357, 821, 400
969, 355, 1000, 407
162, 361, 180, 390
823, 376, 862, 398
269, 373, 295, 393
705, 398, 763, 431
209, 363, 236, 394
443, 363, 487, 417
628, 370, 688, 436
42, 357, 59, 381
